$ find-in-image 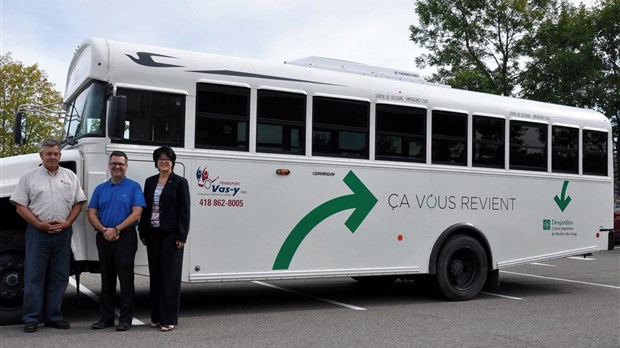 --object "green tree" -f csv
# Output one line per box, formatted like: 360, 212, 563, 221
0, 53, 63, 158
411, 0, 620, 191
519, 2, 602, 107
519, 0, 620, 188
409, 0, 555, 96
594, 0, 620, 188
